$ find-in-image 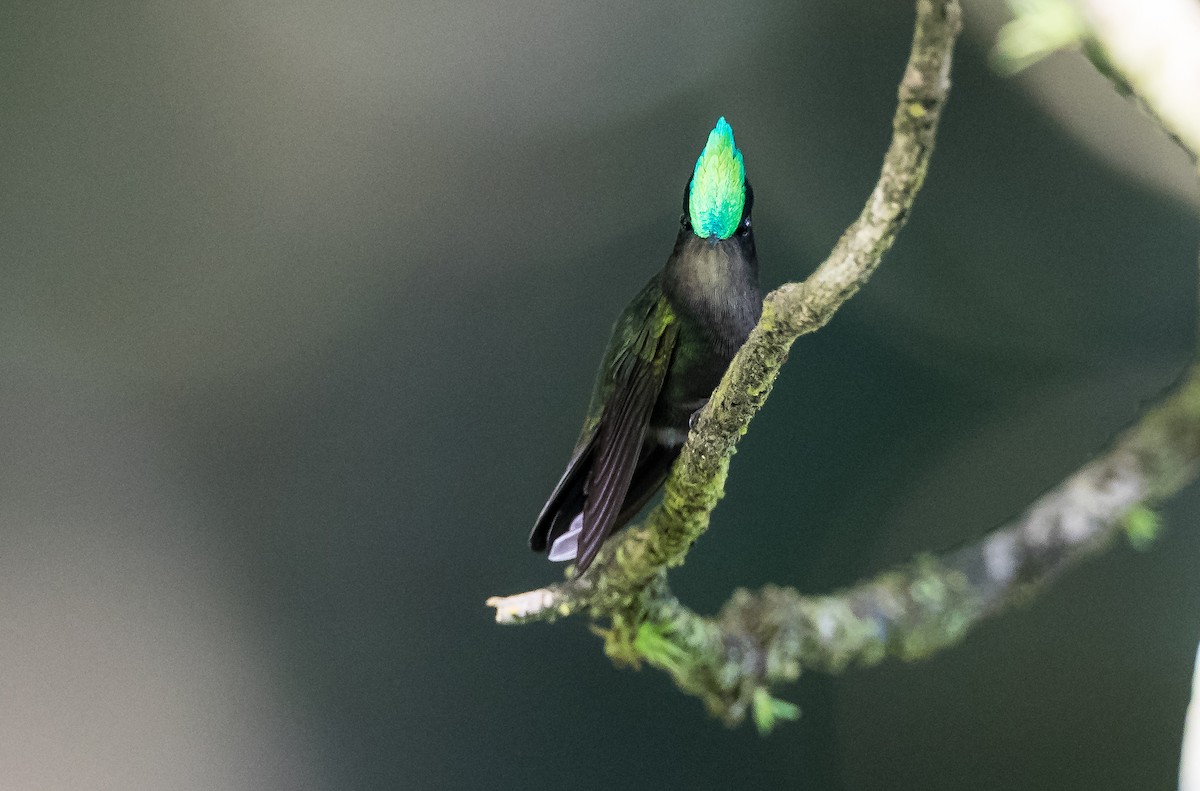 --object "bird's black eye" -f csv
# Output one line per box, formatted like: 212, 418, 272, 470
738, 216, 751, 235
680, 213, 692, 231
